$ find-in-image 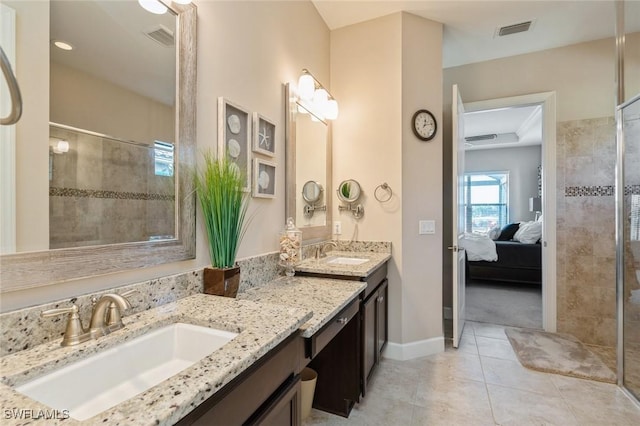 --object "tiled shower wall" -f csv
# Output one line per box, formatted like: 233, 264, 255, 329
49, 125, 175, 248
556, 117, 617, 347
